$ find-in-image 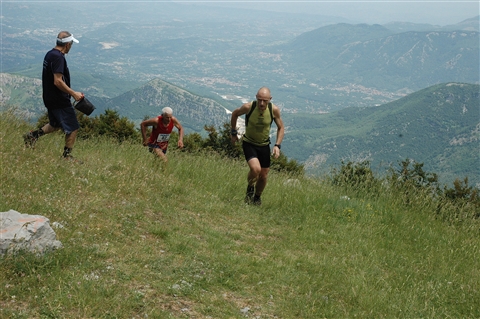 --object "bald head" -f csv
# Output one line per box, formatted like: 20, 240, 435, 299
257, 87, 271, 98
255, 86, 272, 110
256, 87, 272, 105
